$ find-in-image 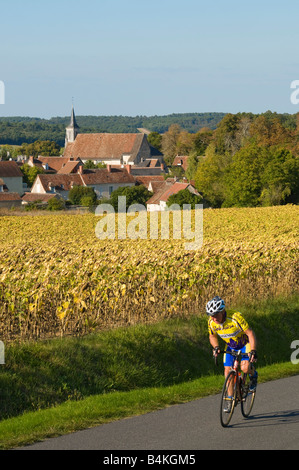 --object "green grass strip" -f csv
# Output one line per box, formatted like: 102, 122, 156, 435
1, 361, 298, 450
